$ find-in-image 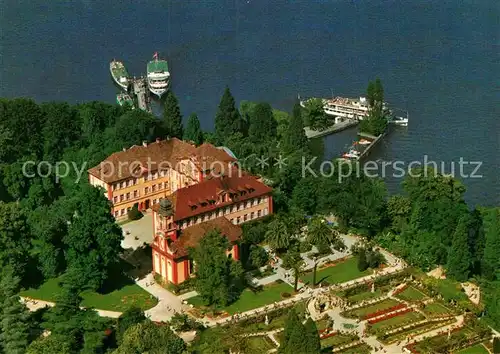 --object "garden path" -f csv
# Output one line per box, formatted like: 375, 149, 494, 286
20, 297, 122, 318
